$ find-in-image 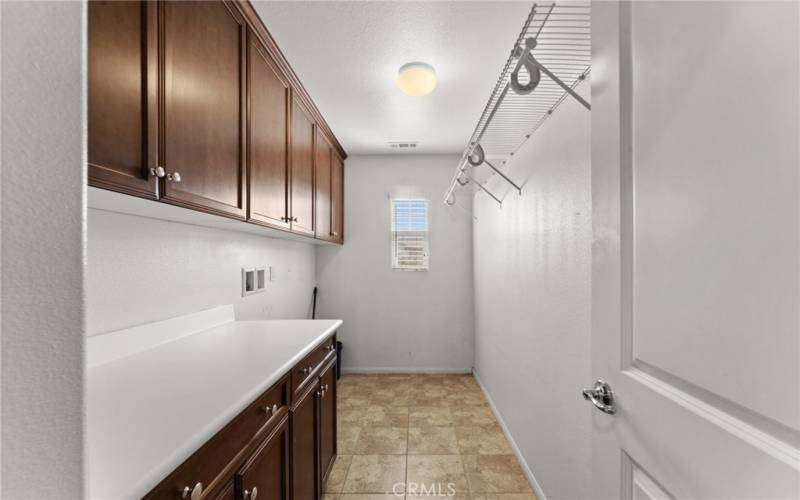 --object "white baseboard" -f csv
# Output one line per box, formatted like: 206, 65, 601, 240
341, 367, 473, 375
473, 369, 548, 500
